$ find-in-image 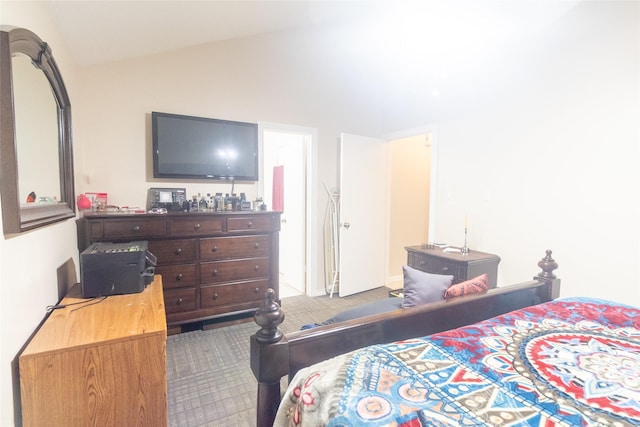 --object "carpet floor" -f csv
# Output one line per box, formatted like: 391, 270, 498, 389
166, 286, 391, 426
